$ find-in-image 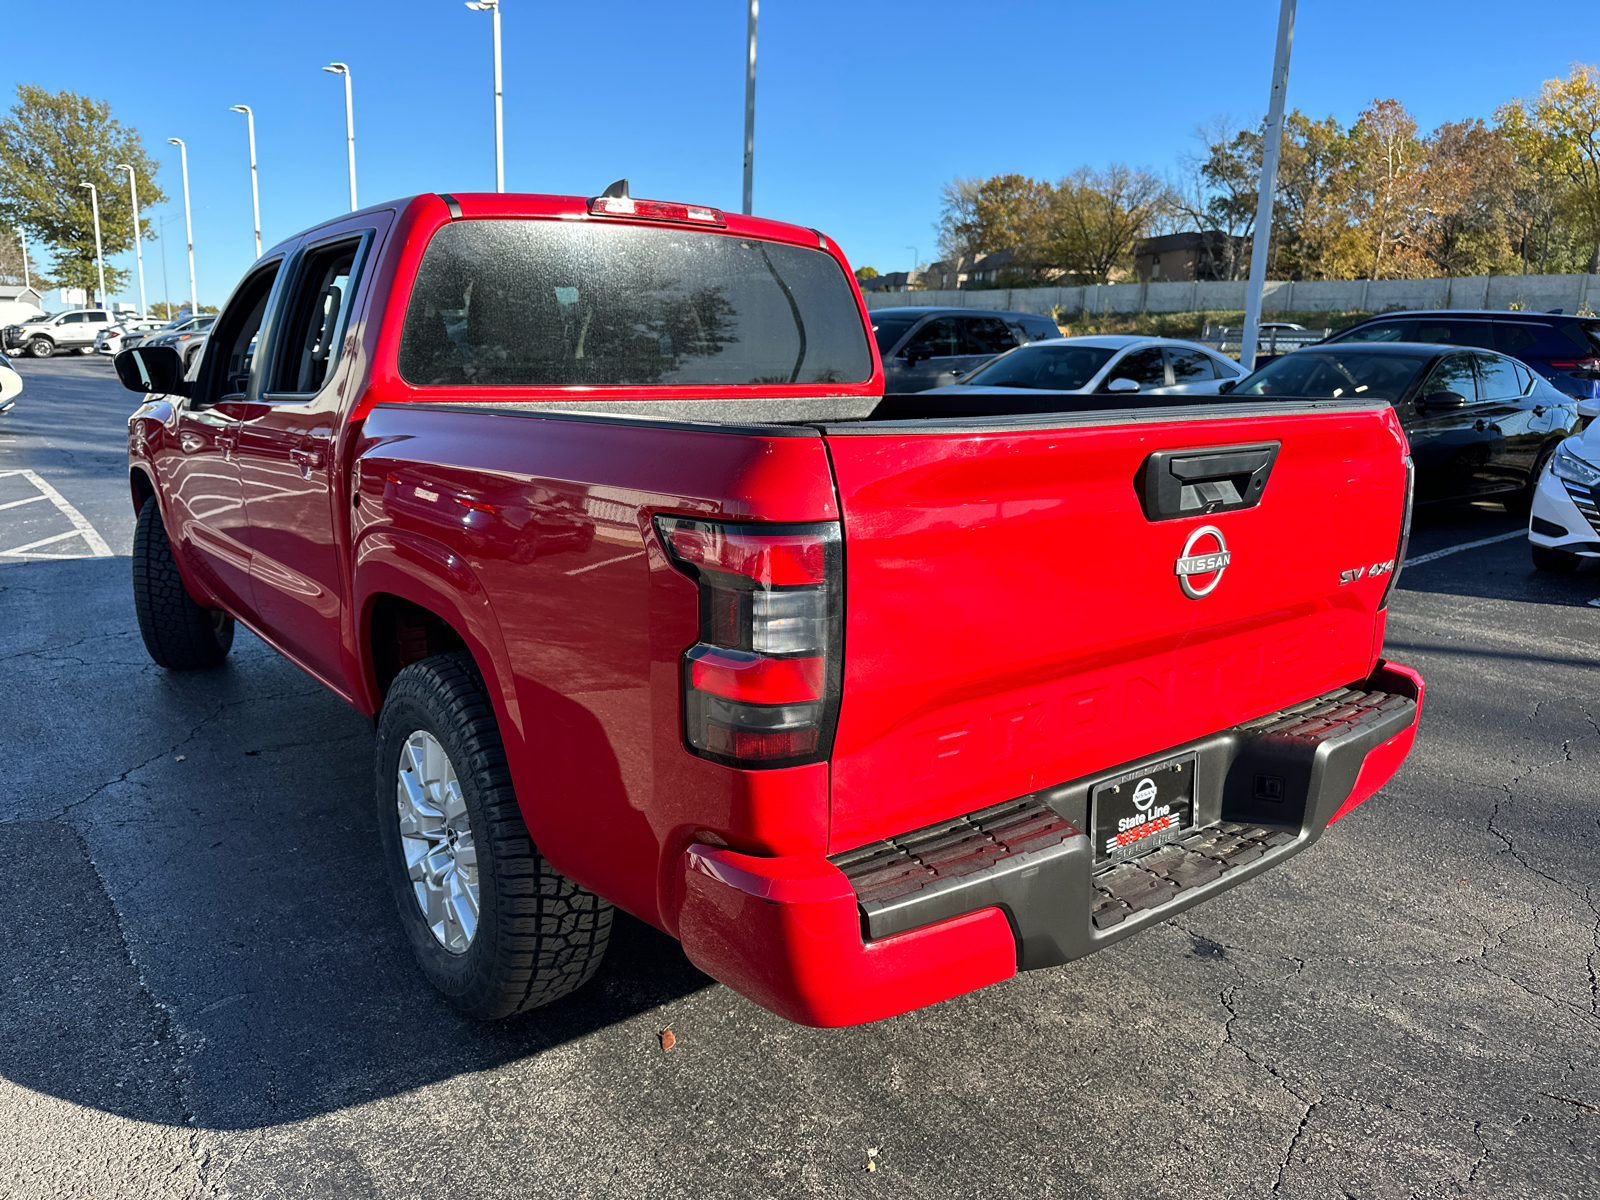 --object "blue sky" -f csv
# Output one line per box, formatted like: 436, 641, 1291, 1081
4, 0, 1597, 309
